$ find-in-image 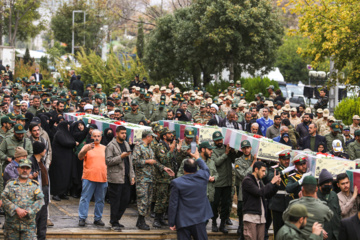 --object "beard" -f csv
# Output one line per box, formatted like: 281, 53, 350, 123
20, 174, 29, 179
204, 151, 211, 159
215, 142, 223, 148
